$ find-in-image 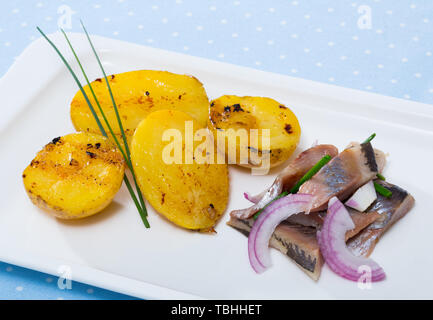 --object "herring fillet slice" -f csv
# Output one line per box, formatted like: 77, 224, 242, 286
227, 216, 323, 281
228, 181, 413, 280
348, 181, 415, 257
299, 141, 380, 213
230, 144, 338, 219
